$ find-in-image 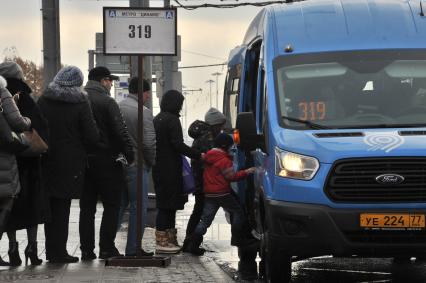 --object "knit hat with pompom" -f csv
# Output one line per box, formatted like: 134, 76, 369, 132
54, 66, 84, 87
